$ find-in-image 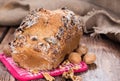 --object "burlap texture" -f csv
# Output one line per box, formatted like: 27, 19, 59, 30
0, 0, 120, 42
